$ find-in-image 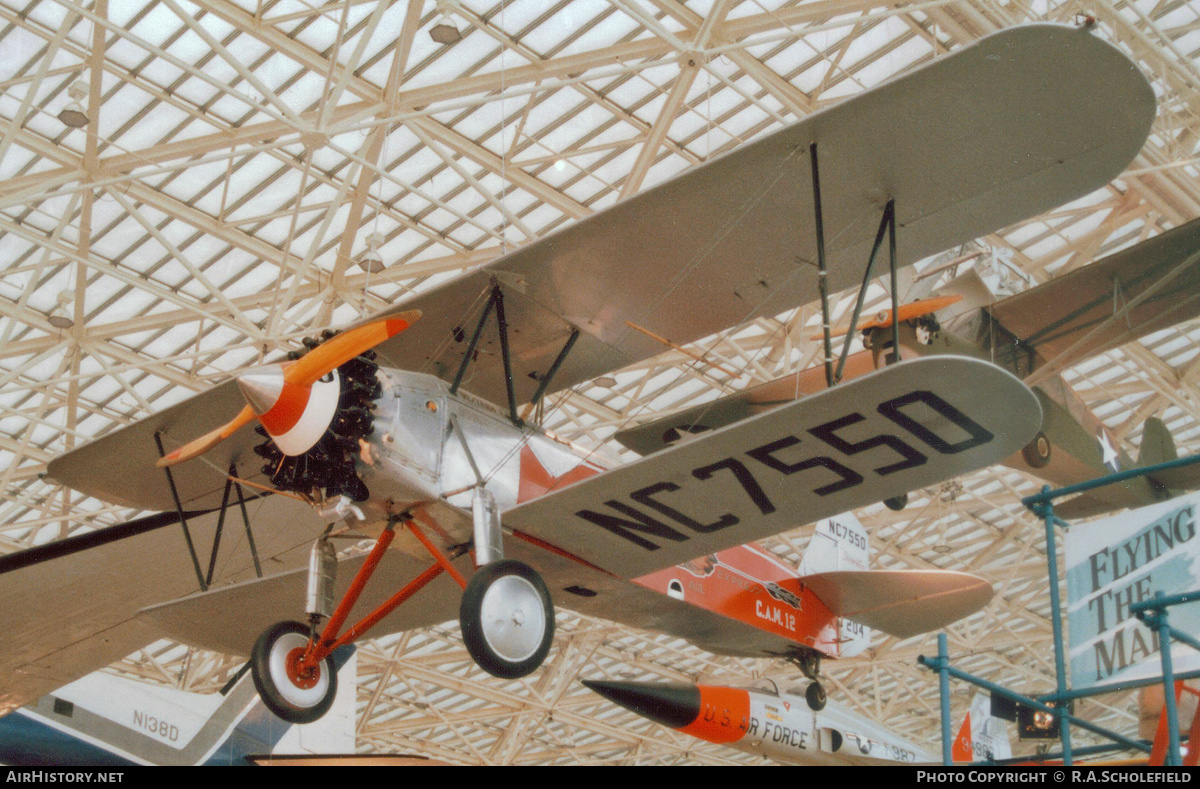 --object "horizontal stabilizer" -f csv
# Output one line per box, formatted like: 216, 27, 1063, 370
801, 569, 993, 638
1050, 492, 1123, 521
1148, 463, 1200, 493
1139, 417, 1178, 469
